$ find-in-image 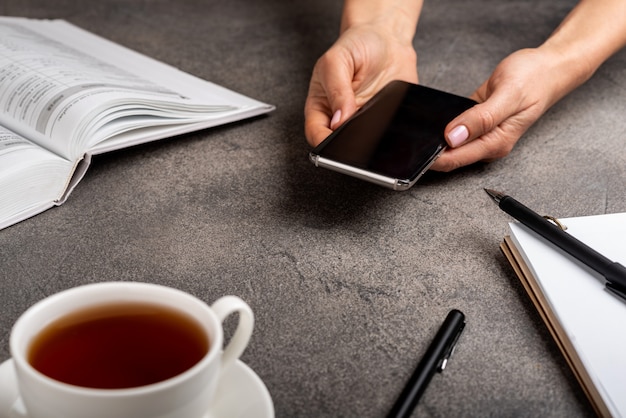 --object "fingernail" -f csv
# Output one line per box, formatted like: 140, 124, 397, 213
330, 110, 342, 129
447, 125, 469, 147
